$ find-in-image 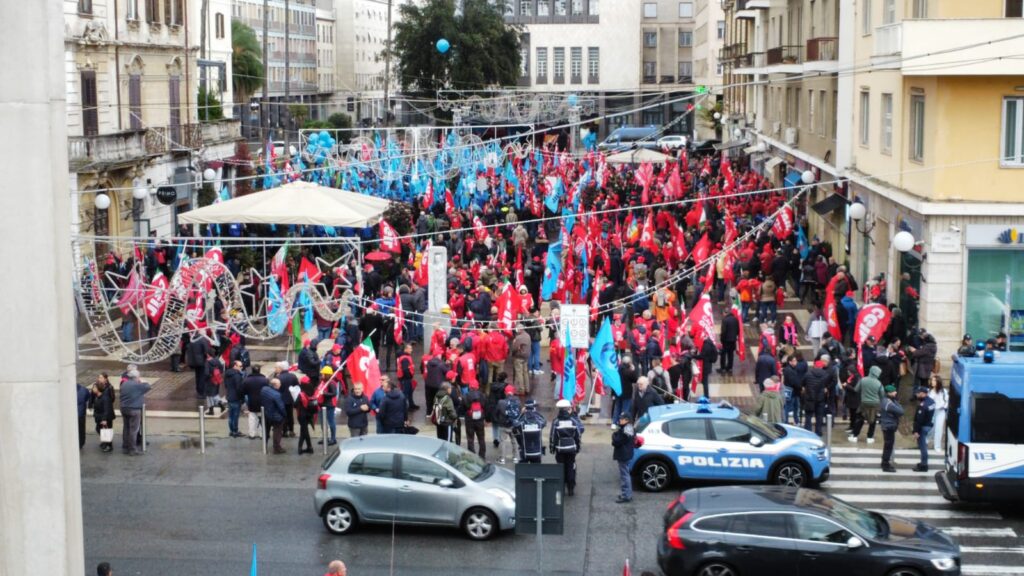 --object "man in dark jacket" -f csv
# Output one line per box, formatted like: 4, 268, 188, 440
615, 356, 638, 421
119, 369, 151, 456
912, 386, 936, 472
633, 376, 664, 421
424, 354, 447, 412
343, 382, 370, 436
754, 350, 777, 393
297, 339, 320, 383
909, 332, 938, 388
242, 365, 269, 439
276, 362, 299, 438
378, 379, 408, 434
782, 353, 805, 425
463, 381, 489, 457
224, 360, 246, 437
802, 357, 831, 436
699, 338, 718, 399
358, 306, 385, 352
860, 336, 878, 375
260, 378, 287, 454
186, 334, 212, 397
880, 385, 905, 472
612, 412, 635, 503
77, 383, 90, 449
718, 312, 739, 375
